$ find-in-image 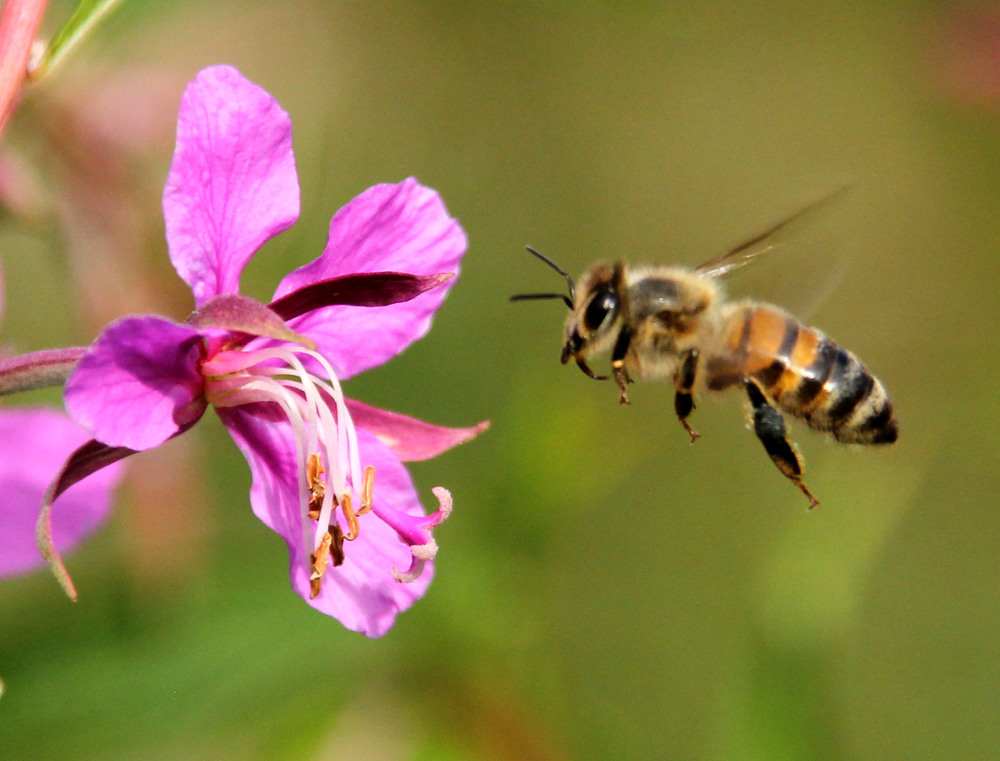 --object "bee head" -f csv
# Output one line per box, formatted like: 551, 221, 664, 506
558, 262, 625, 378
510, 248, 619, 382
